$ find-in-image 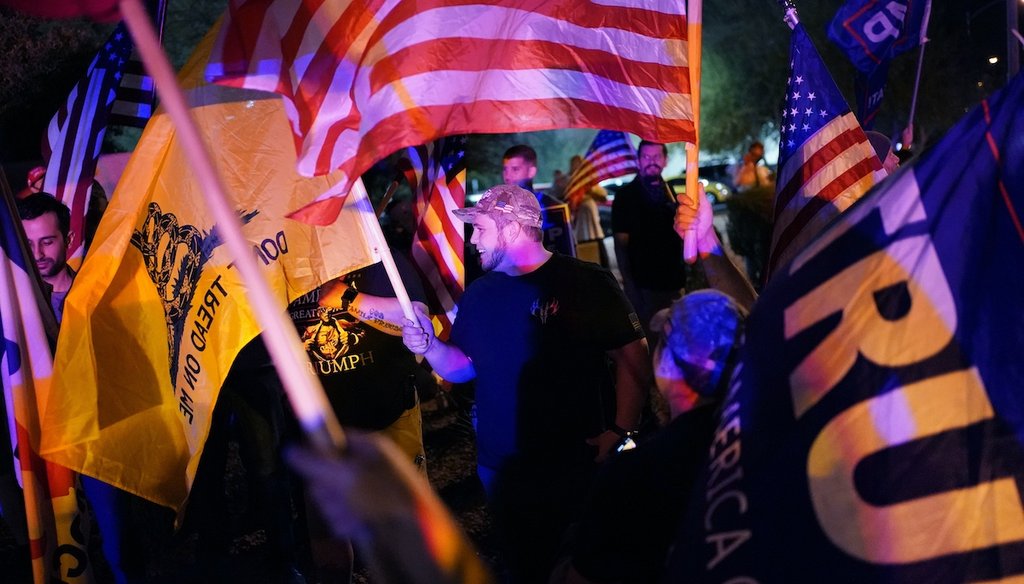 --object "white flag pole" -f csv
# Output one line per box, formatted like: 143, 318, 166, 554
119, 0, 345, 454
350, 178, 417, 323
